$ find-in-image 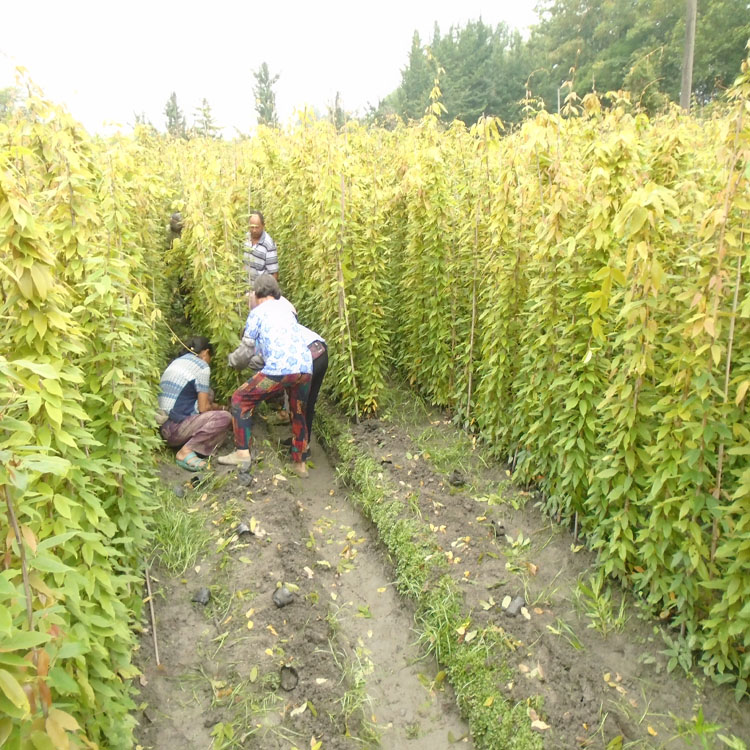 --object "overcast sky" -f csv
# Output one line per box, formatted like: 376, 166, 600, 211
1, 0, 539, 137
